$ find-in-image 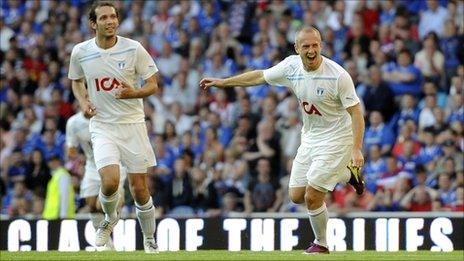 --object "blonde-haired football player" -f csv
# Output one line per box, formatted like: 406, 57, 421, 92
200, 26, 365, 254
